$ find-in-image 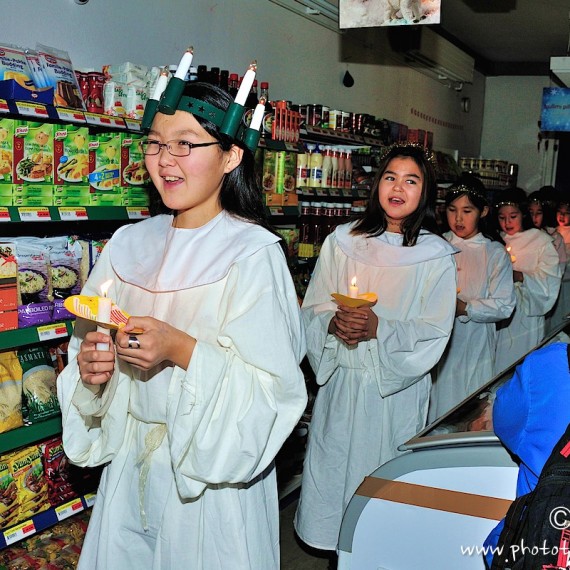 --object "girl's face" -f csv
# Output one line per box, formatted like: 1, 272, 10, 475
378, 156, 423, 233
528, 202, 543, 228
557, 204, 570, 227
498, 204, 523, 235
145, 110, 242, 228
446, 194, 487, 240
